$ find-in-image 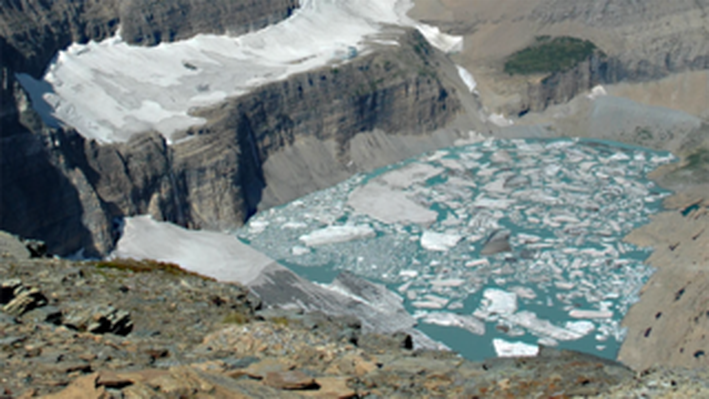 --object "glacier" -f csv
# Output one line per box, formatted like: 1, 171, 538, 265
16, 0, 464, 144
